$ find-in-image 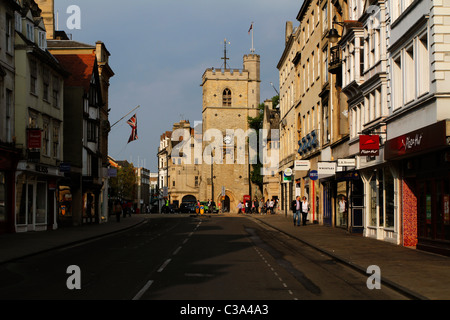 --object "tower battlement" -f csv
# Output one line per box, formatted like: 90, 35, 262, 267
201, 68, 249, 85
